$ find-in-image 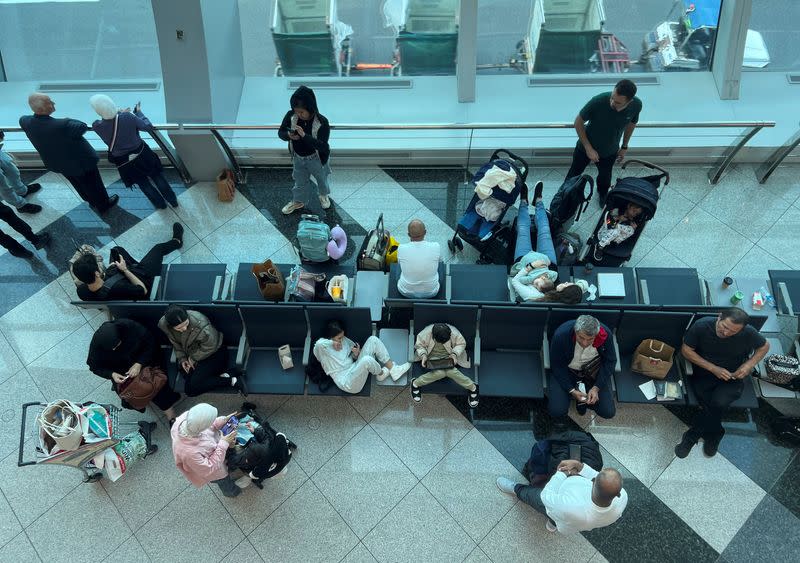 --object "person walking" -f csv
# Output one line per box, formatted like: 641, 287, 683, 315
0, 130, 43, 213
0, 201, 50, 258
90, 95, 178, 209
20, 92, 118, 213
565, 79, 642, 205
